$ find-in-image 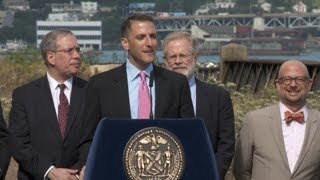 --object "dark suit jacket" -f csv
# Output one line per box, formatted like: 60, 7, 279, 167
0, 102, 10, 180
9, 75, 87, 180
79, 64, 194, 163
196, 79, 235, 179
